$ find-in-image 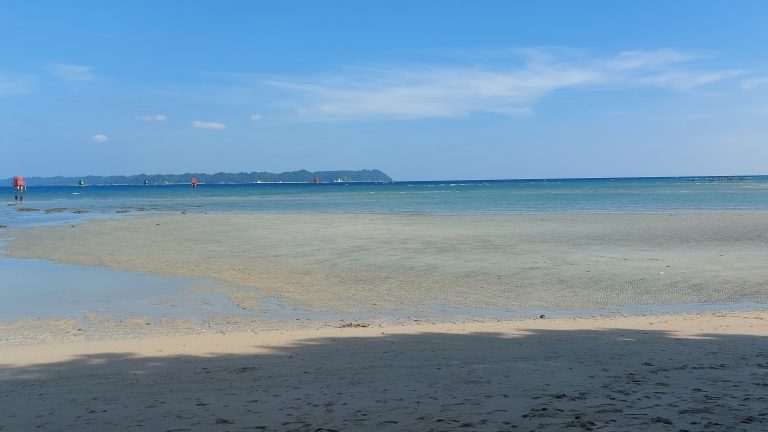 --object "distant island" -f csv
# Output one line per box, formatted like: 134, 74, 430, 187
4, 169, 393, 186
